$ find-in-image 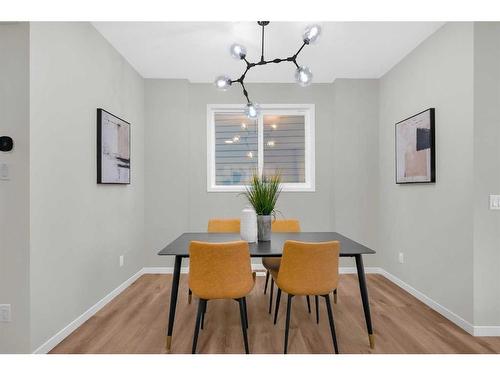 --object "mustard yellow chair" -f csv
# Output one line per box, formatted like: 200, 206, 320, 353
189, 240, 255, 354
264, 219, 338, 323
207, 218, 240, 233
188, 218, 241, 304
271, 240, 340, 354
263, 219, 301, 314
